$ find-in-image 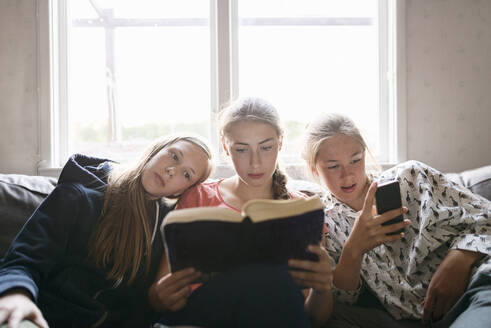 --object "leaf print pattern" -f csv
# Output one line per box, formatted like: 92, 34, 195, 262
324, 161, 491, 320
